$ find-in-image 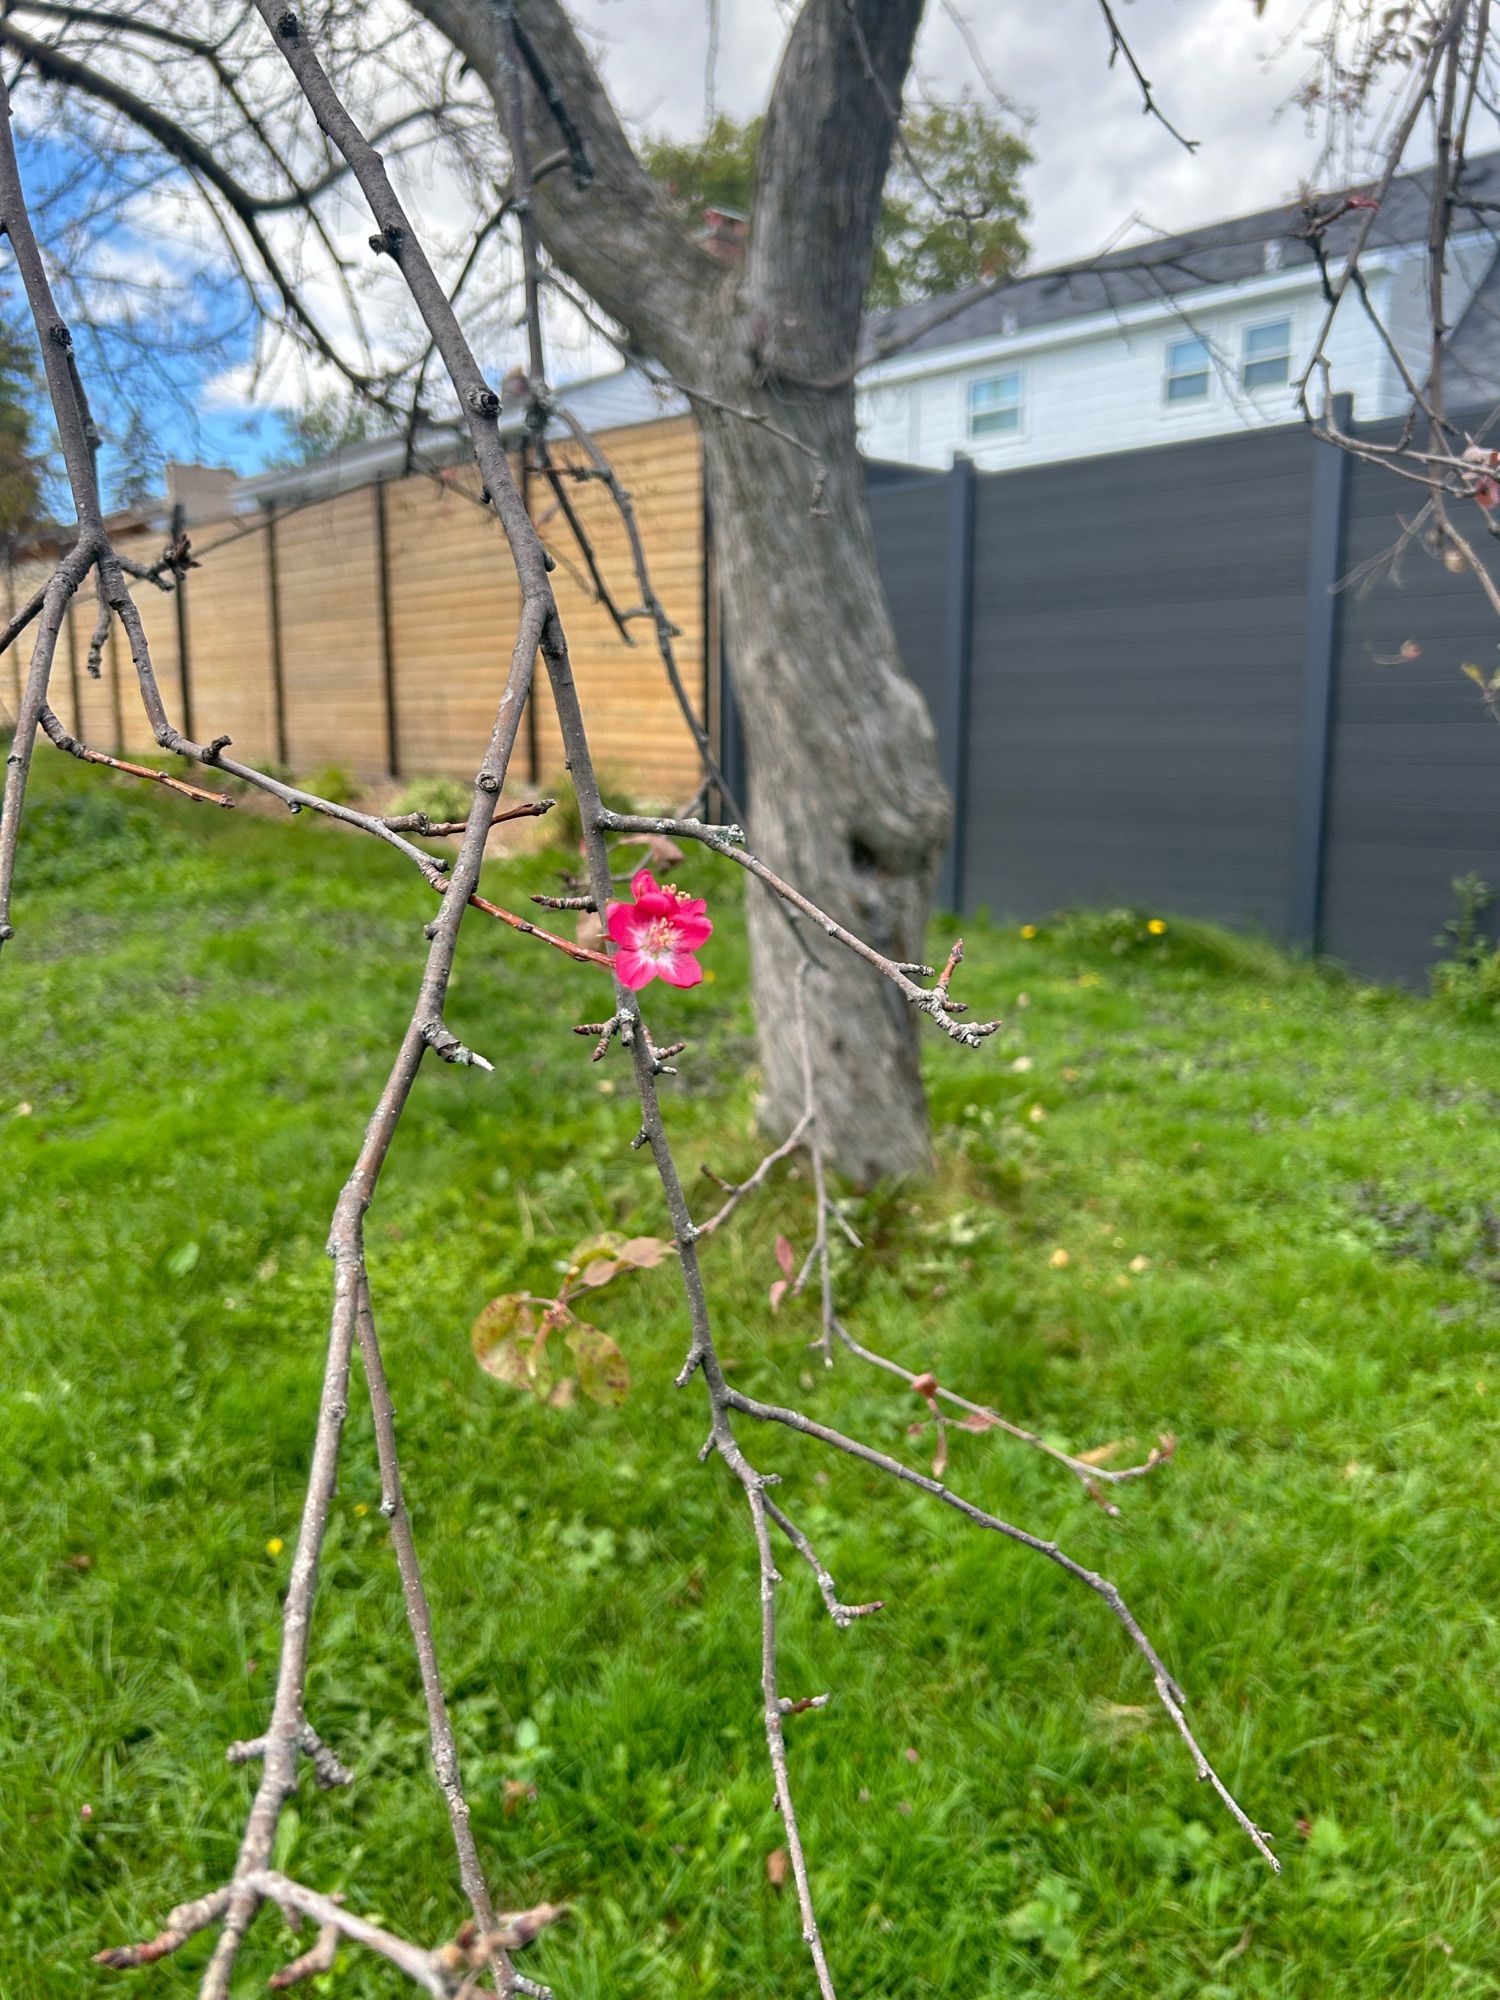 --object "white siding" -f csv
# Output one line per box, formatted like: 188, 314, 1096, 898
855, 251, 1480, 473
